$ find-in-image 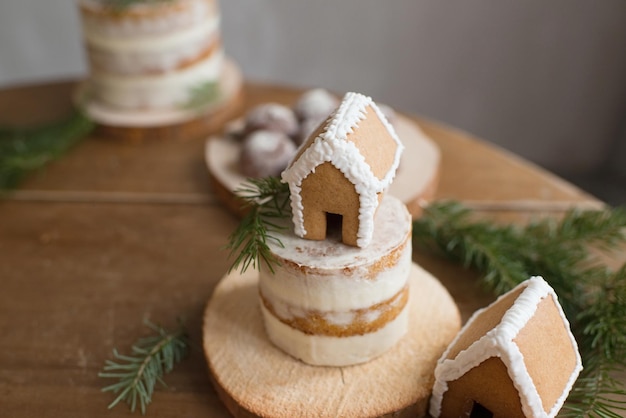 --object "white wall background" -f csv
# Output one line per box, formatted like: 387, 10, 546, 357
1, 0, 625, 183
